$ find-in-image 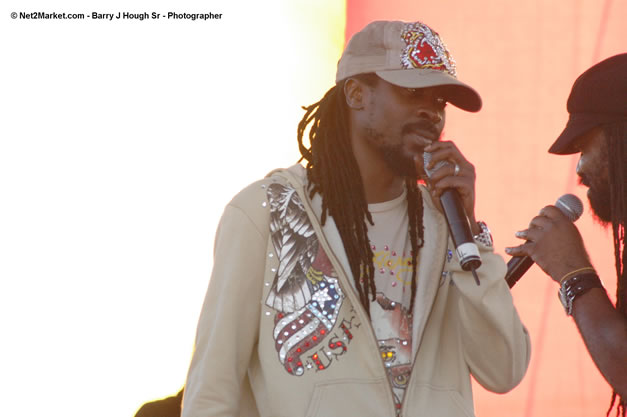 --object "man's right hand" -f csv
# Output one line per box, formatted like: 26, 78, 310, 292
505, 205, 594, 283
